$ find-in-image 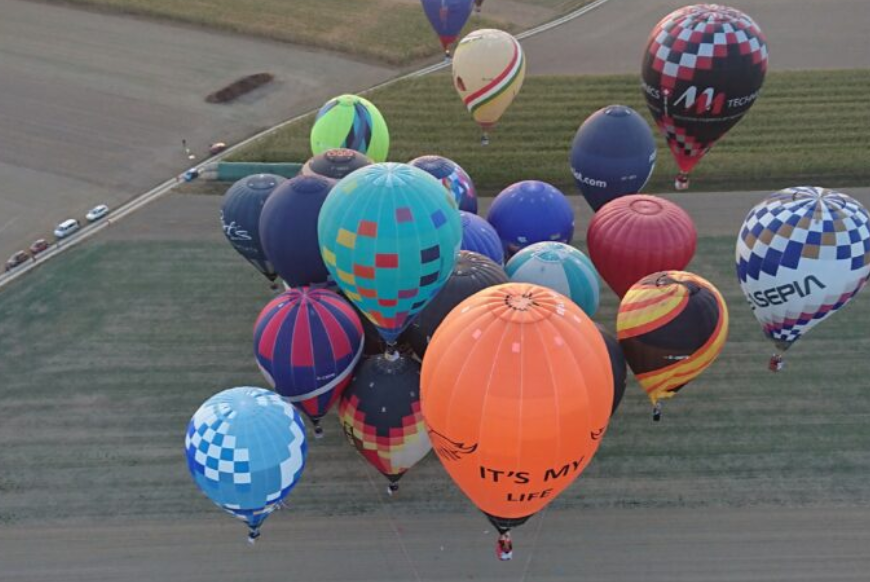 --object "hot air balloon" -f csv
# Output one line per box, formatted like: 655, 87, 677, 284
409, 155, 478, 213
338, 353, 431, 494
596, 324, 627, 416
420, 0, 475, 58
735, 186, 870, 371
221, 174, 285, 287
405, 250, 508, 358
570, 105, 657, 211
459, 210, 504, 265
452, 29, 526, 145
488, 180, 575, 258
318, 163, 463, 347
310, 95, 390, 162
302, 148, 372, 182
617, 271, 728, 420
421, 283, 612, 557
253, 288, 364, 437
641, 5, 768, 190
587, 194, 697, 298
505, 242, 599, 316
185, 387, 307, 543
259, 175, 334, 288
